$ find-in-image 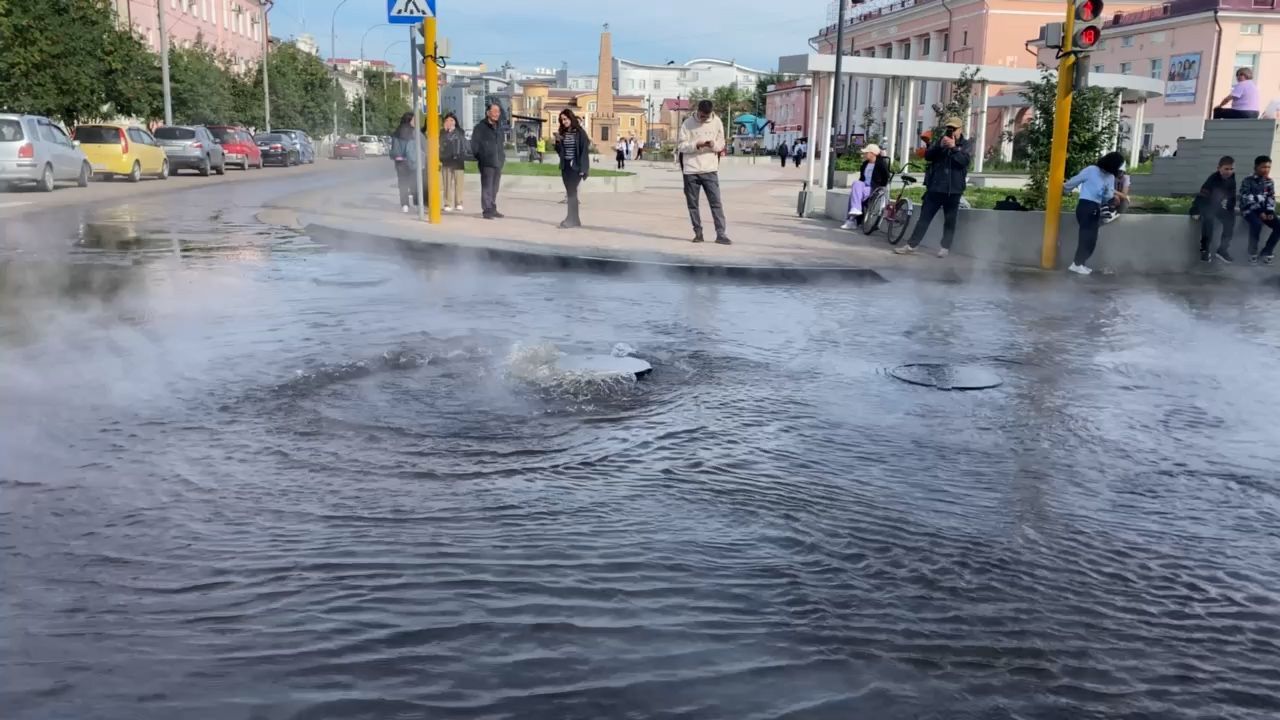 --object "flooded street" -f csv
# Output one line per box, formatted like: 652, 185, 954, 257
2, 165, 1280, 720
